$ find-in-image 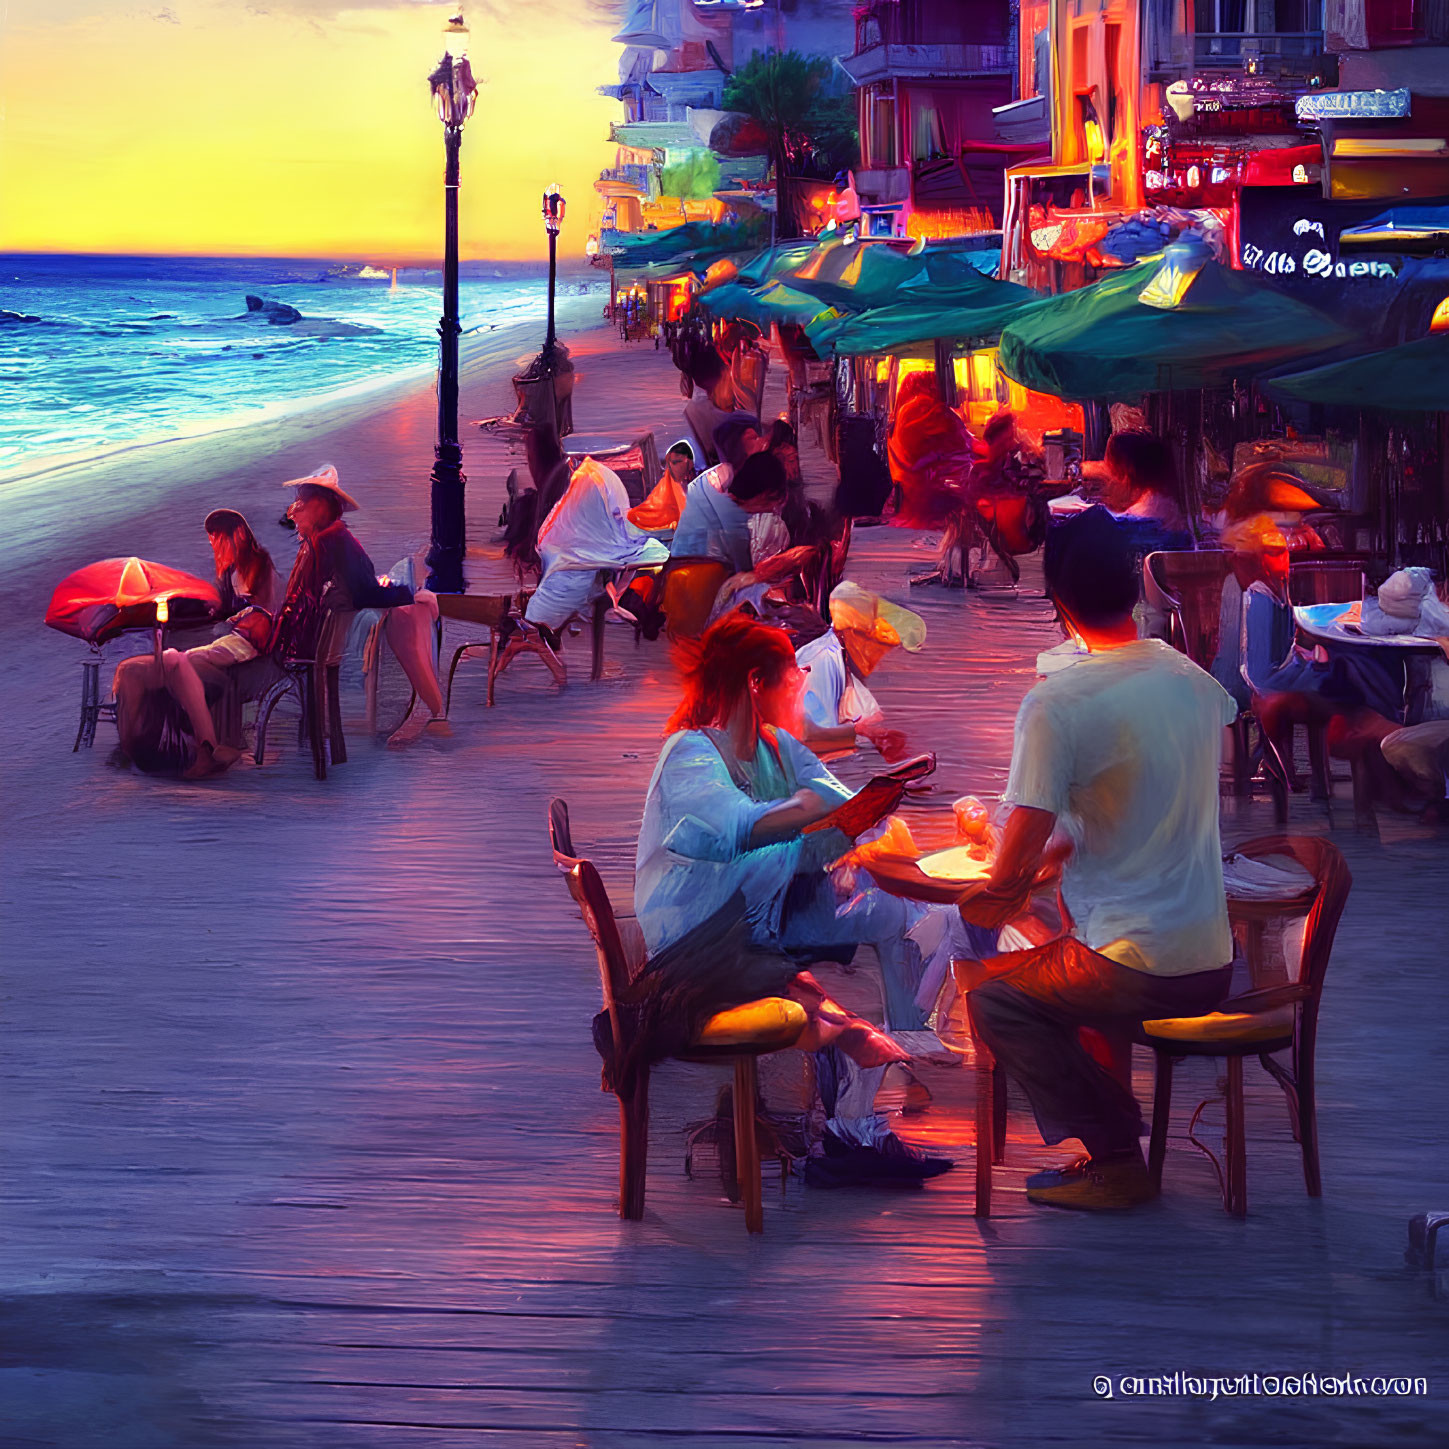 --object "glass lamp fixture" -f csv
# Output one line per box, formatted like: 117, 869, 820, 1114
1138, 238, 1213, 311
429, 15, 477, 129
